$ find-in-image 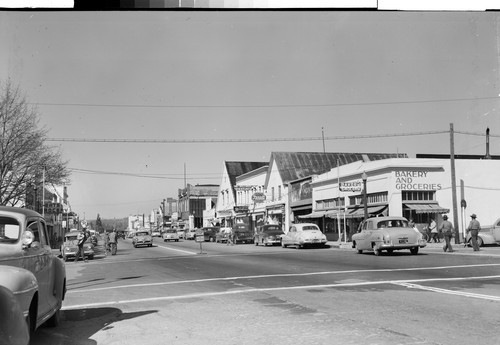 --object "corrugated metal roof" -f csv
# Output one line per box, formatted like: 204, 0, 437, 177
225, 161, 268, 196
271, 152, 407, 184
